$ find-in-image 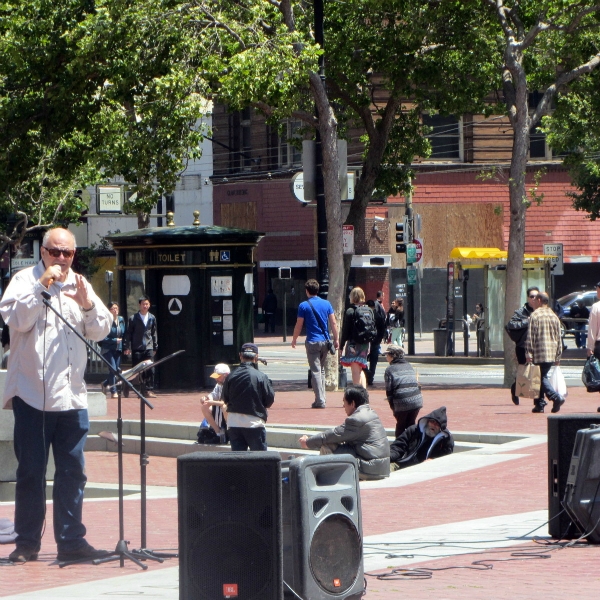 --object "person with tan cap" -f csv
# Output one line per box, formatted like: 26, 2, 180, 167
197, 363, 230, 444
